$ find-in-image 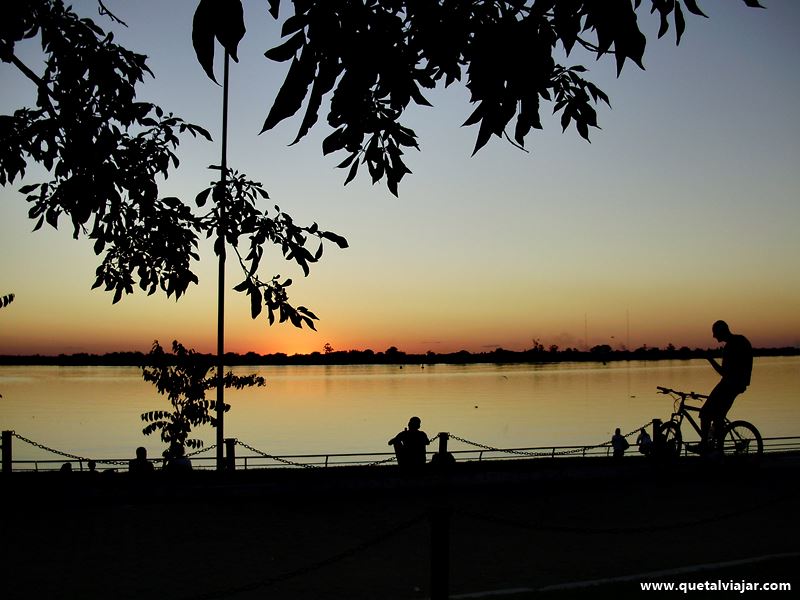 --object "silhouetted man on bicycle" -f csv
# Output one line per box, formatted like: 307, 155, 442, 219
694, 320, 752, 454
